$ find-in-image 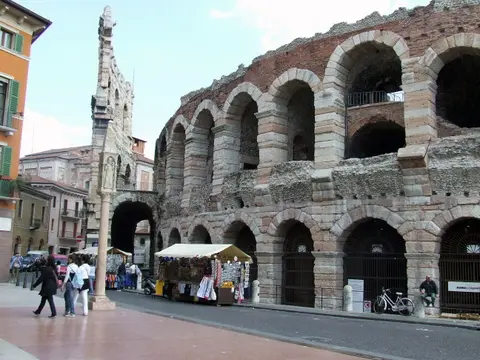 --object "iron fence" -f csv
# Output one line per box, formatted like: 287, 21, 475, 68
346, 90, 404, 108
